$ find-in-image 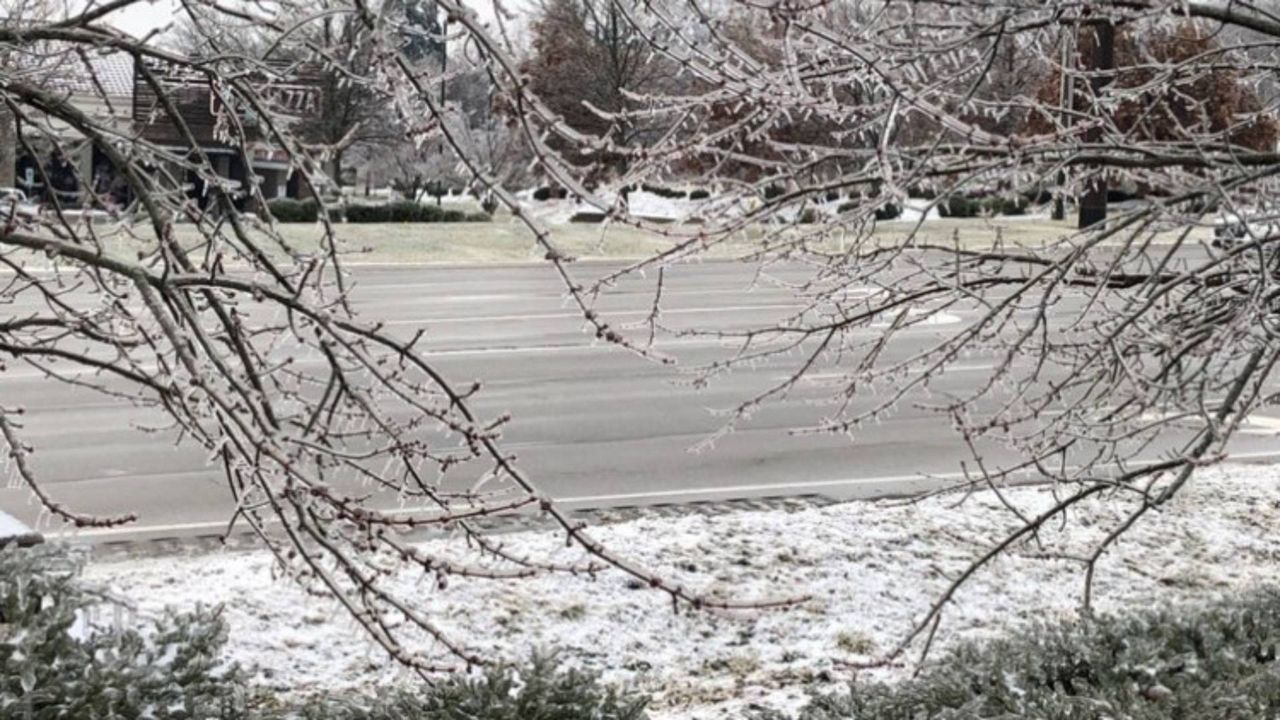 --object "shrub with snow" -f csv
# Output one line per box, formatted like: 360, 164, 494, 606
762, 587, 1280, 720
0, 544, 245, 718
279, 655, 650, 720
